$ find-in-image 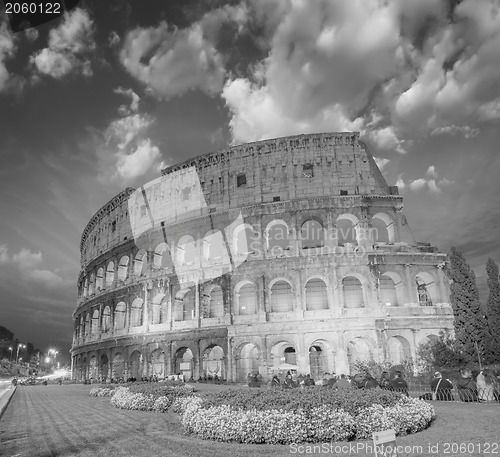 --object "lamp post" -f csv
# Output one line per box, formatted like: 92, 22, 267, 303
16, 343, 26, 363
8, 346, 13, 362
